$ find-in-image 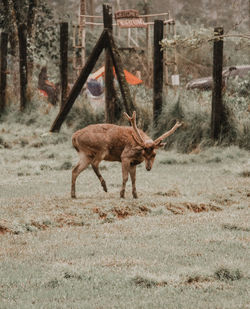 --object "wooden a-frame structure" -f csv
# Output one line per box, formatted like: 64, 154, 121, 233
50, 4, 135, 132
